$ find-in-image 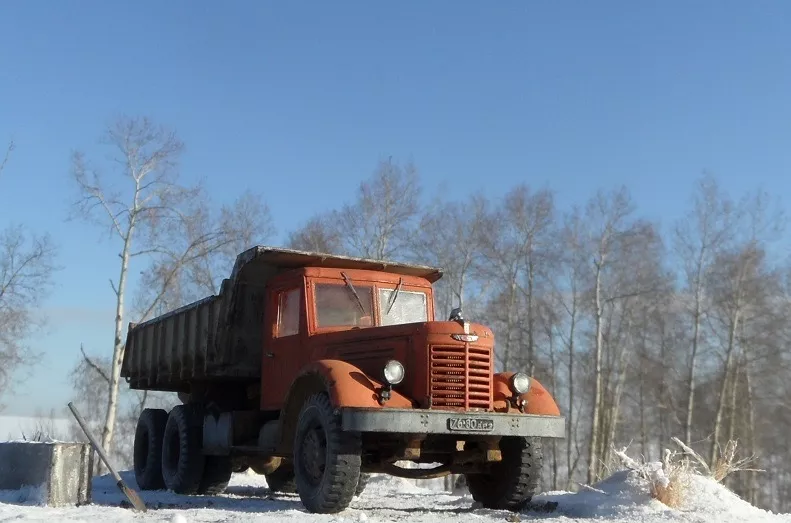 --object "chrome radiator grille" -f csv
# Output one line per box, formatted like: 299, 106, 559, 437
429, 345, 492, 410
